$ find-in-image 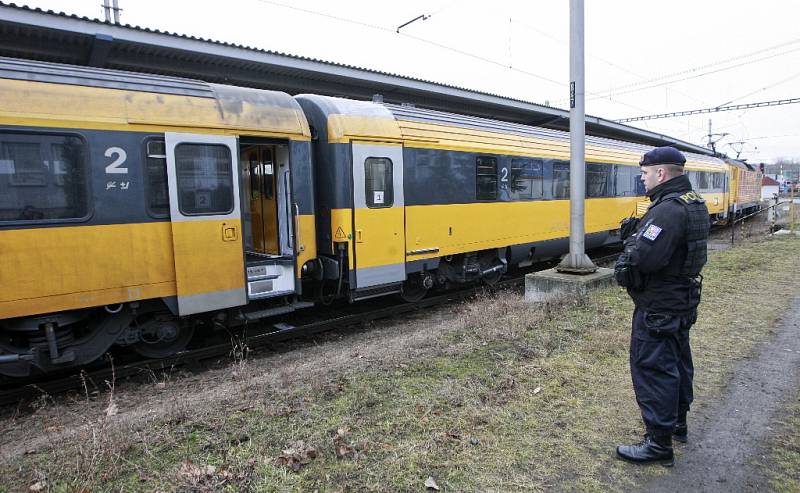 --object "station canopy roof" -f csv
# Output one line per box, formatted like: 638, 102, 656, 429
0, 2, 713, 155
